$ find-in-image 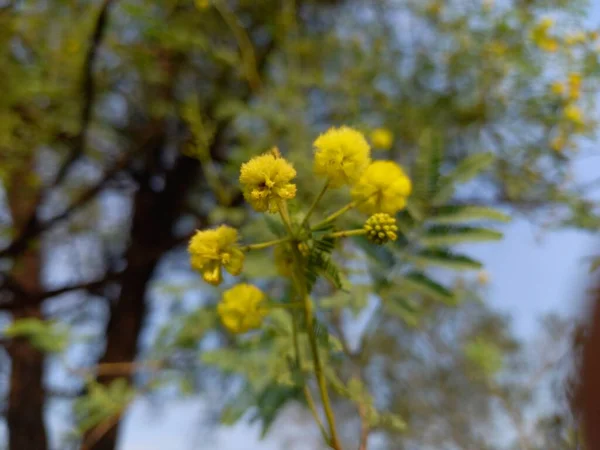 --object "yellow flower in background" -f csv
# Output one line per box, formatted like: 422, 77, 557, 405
351, 161, 412, 215
565, 32, 586, 46
195, 0, 210, 9
370, 128, 394, 150
568, 72, 582, 100
218, 284, 268, 334
550, 133, 566, 152
239, 149, 297, 213
313, 126, 371, 187
364, 213, 398, 245
188, 225, 244, 285
563, 104, 584, 127
531, 18, 558, 52
550, 82, 565, 96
